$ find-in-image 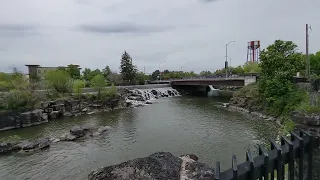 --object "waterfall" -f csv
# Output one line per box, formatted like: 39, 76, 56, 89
125, 88, 180, 107
207, 85, 219, 97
